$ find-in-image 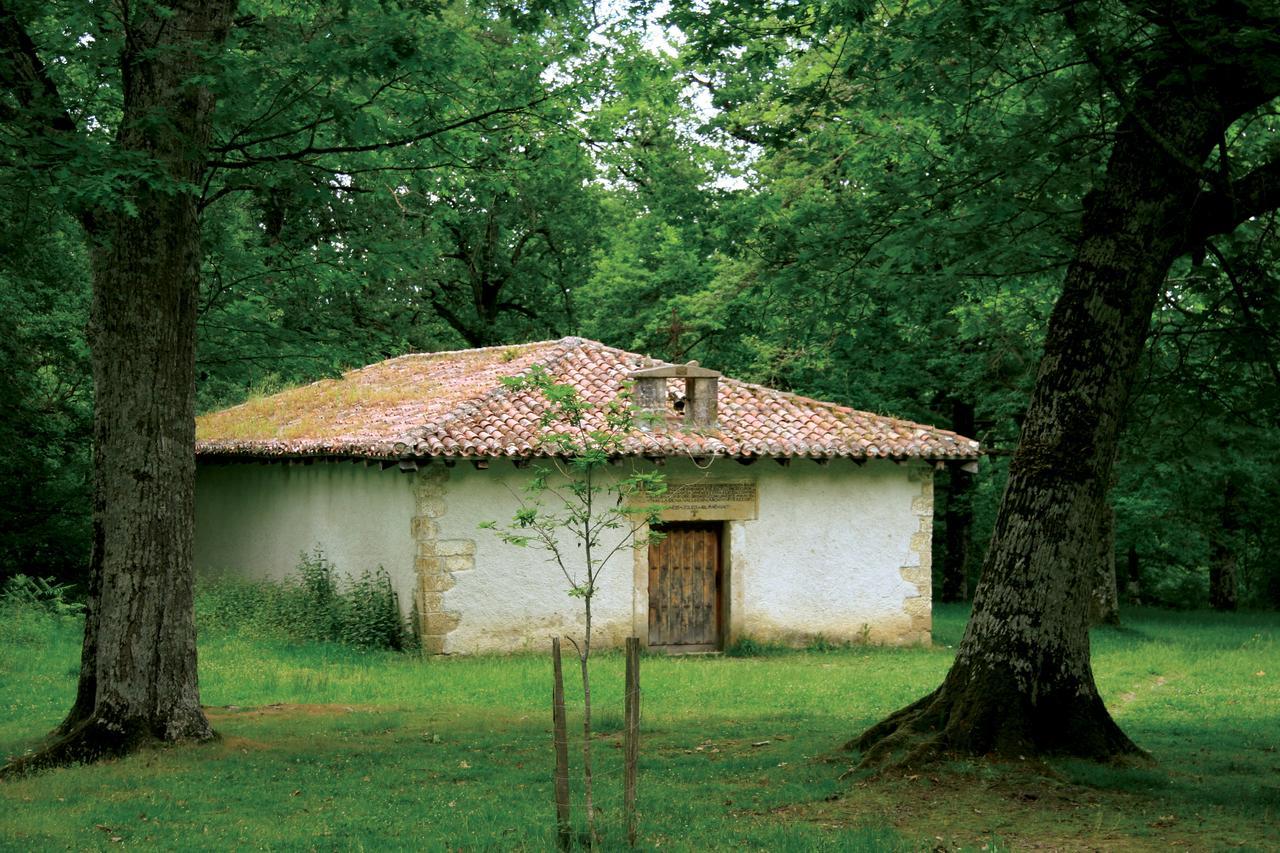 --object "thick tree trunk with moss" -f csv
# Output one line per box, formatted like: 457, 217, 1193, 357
2, 0, 235, 775
853, 70, 1260, 764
